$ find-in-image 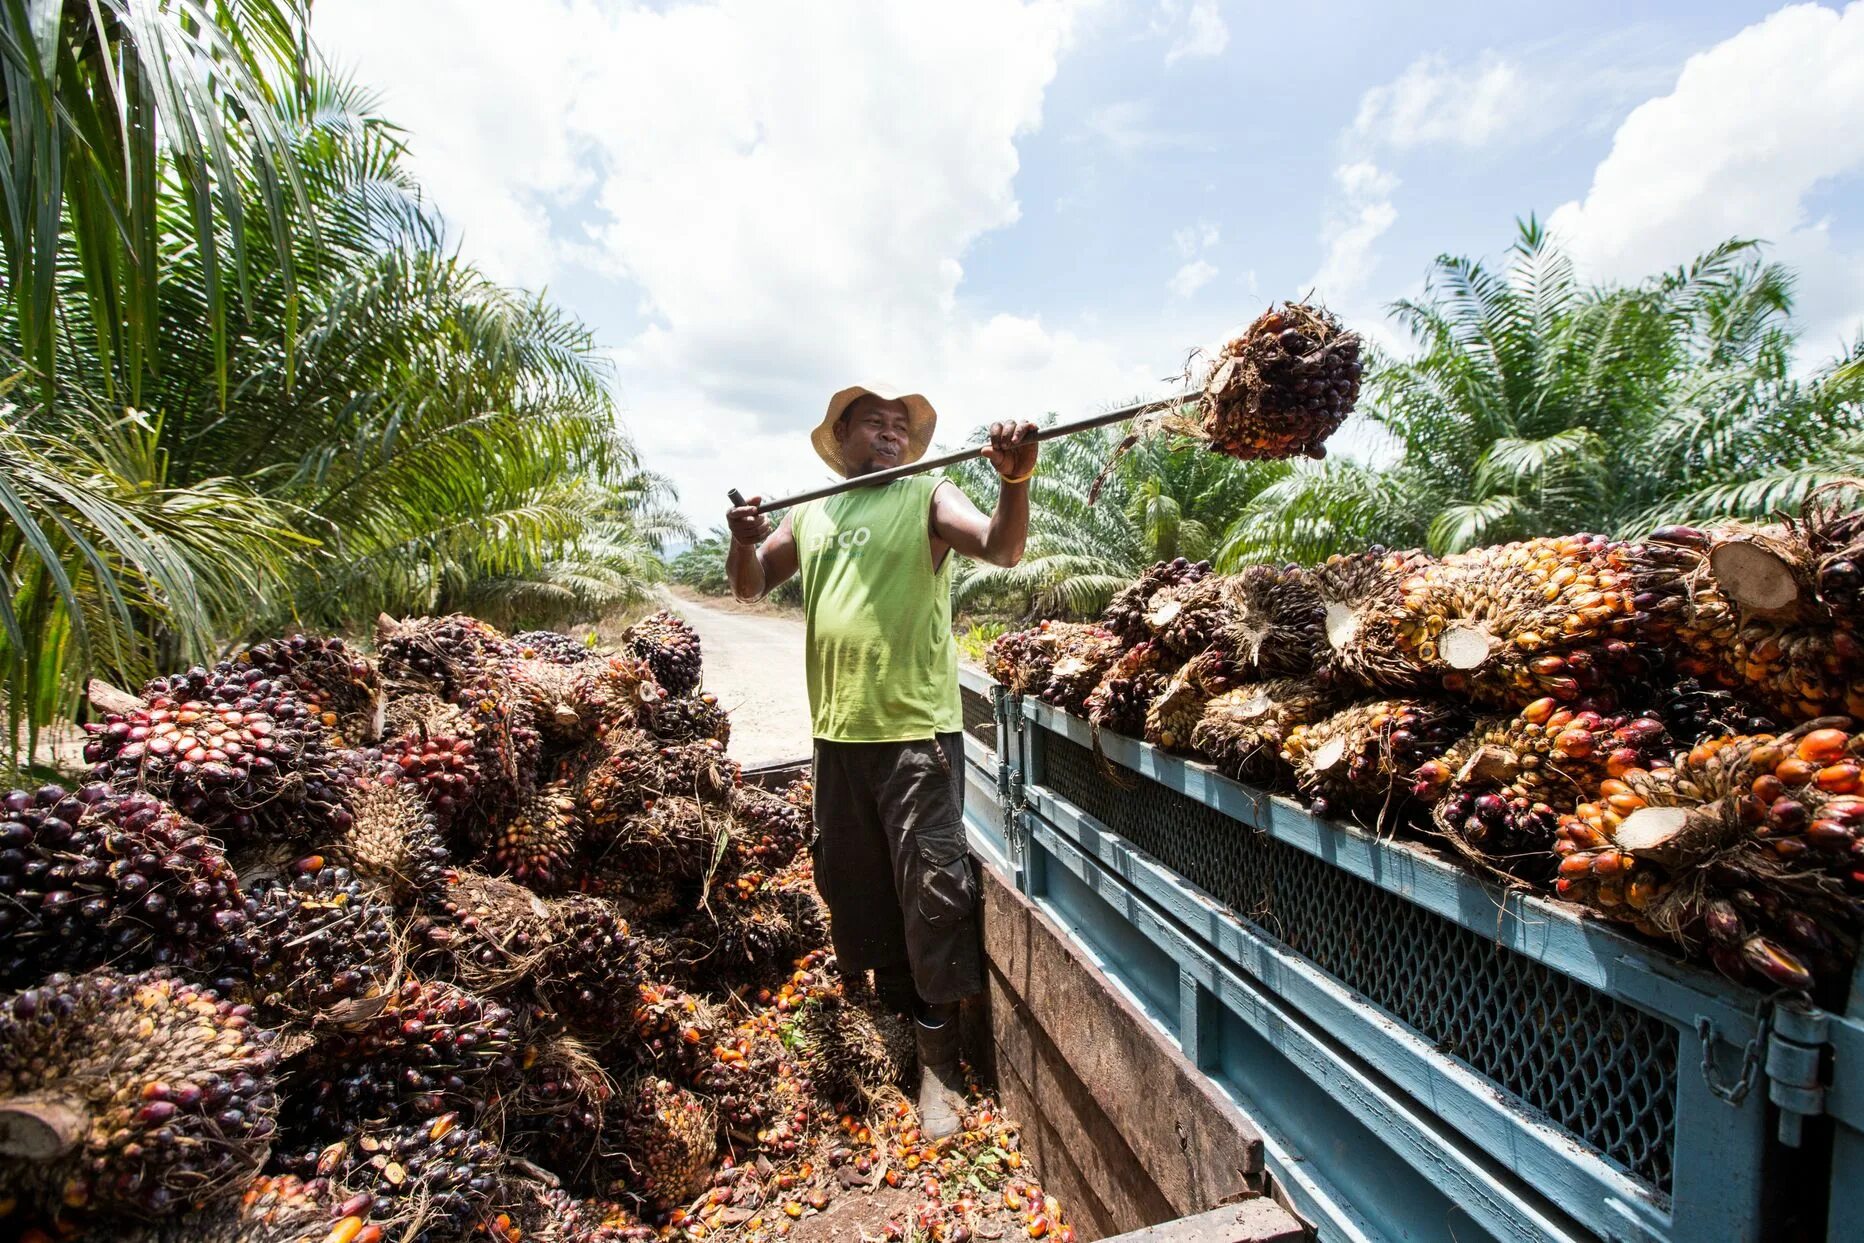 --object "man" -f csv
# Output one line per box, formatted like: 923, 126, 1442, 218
725, 386, 1036, 1138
